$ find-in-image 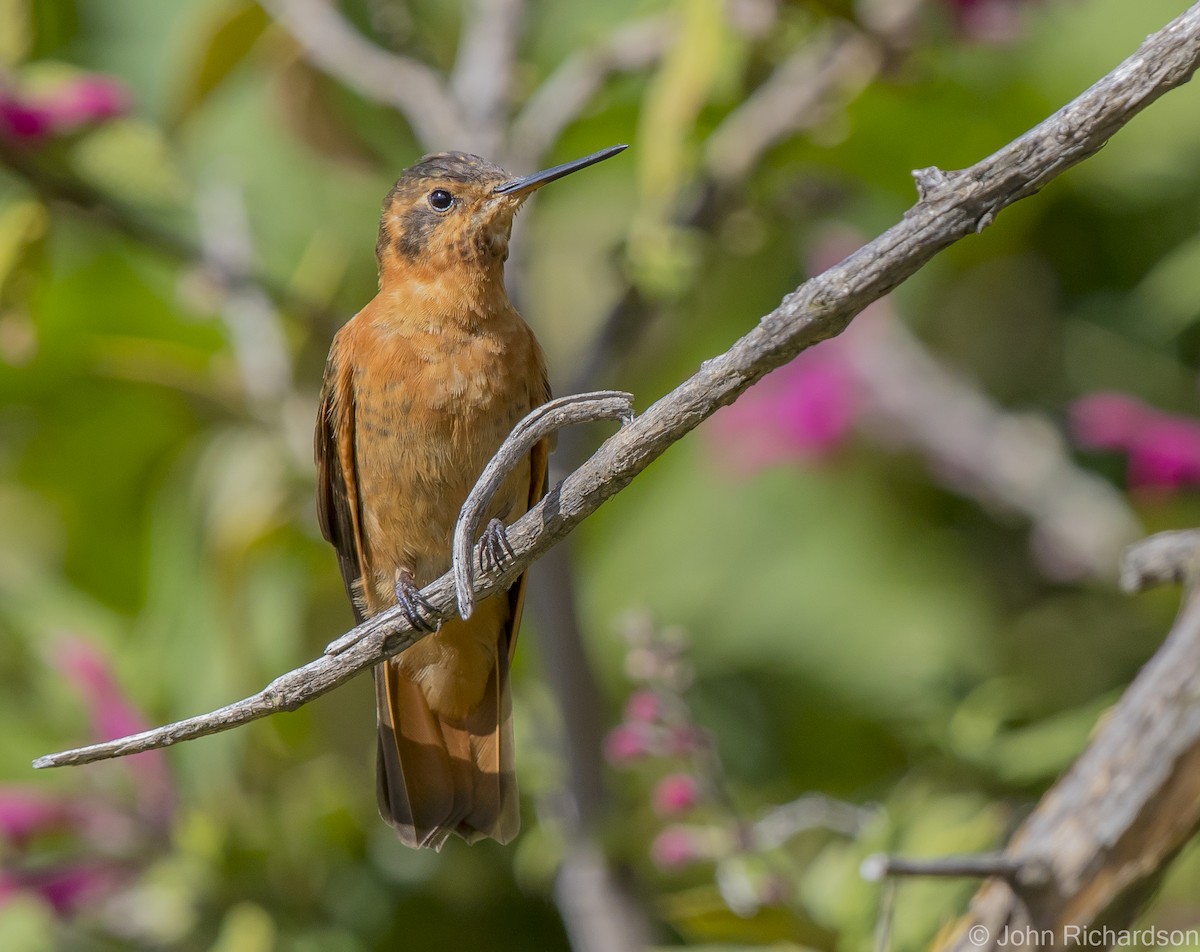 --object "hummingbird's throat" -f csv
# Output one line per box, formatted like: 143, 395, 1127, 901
475, 199, 517, 262
485, 229, 510, 261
